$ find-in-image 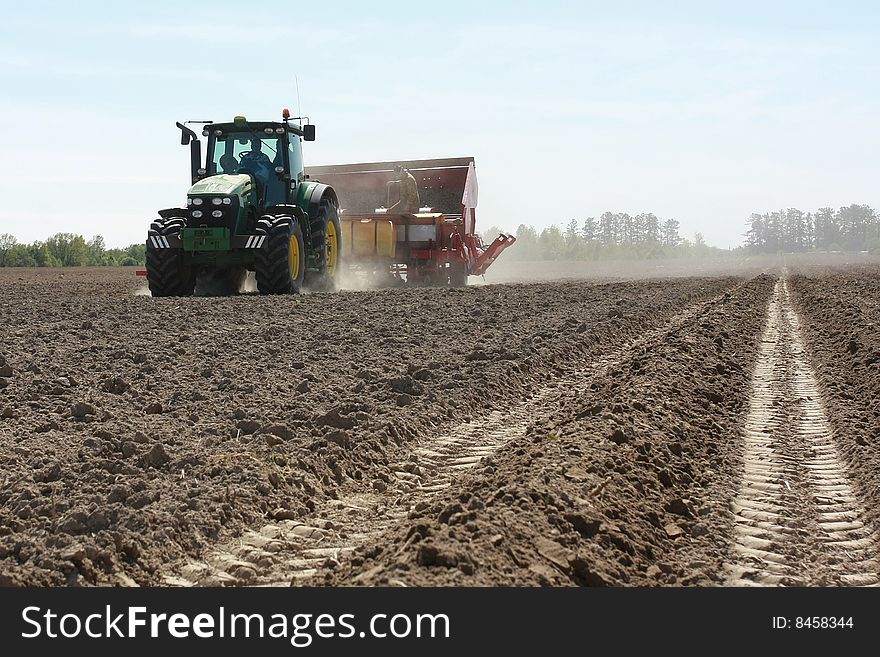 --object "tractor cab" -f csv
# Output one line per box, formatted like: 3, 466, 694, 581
181, 115, 315, 211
